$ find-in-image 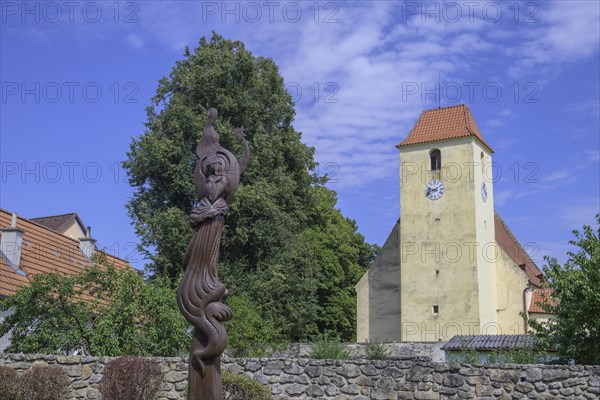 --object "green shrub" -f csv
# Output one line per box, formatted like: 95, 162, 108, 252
100, 356, 163, 400
225, 295, 288, 357
487, 344, 546, 364
310, 334, 352, 360
223, 372, 273, 400
449, 338, 481, 365
364, 338, 390, 360
0, 366, 20, 400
